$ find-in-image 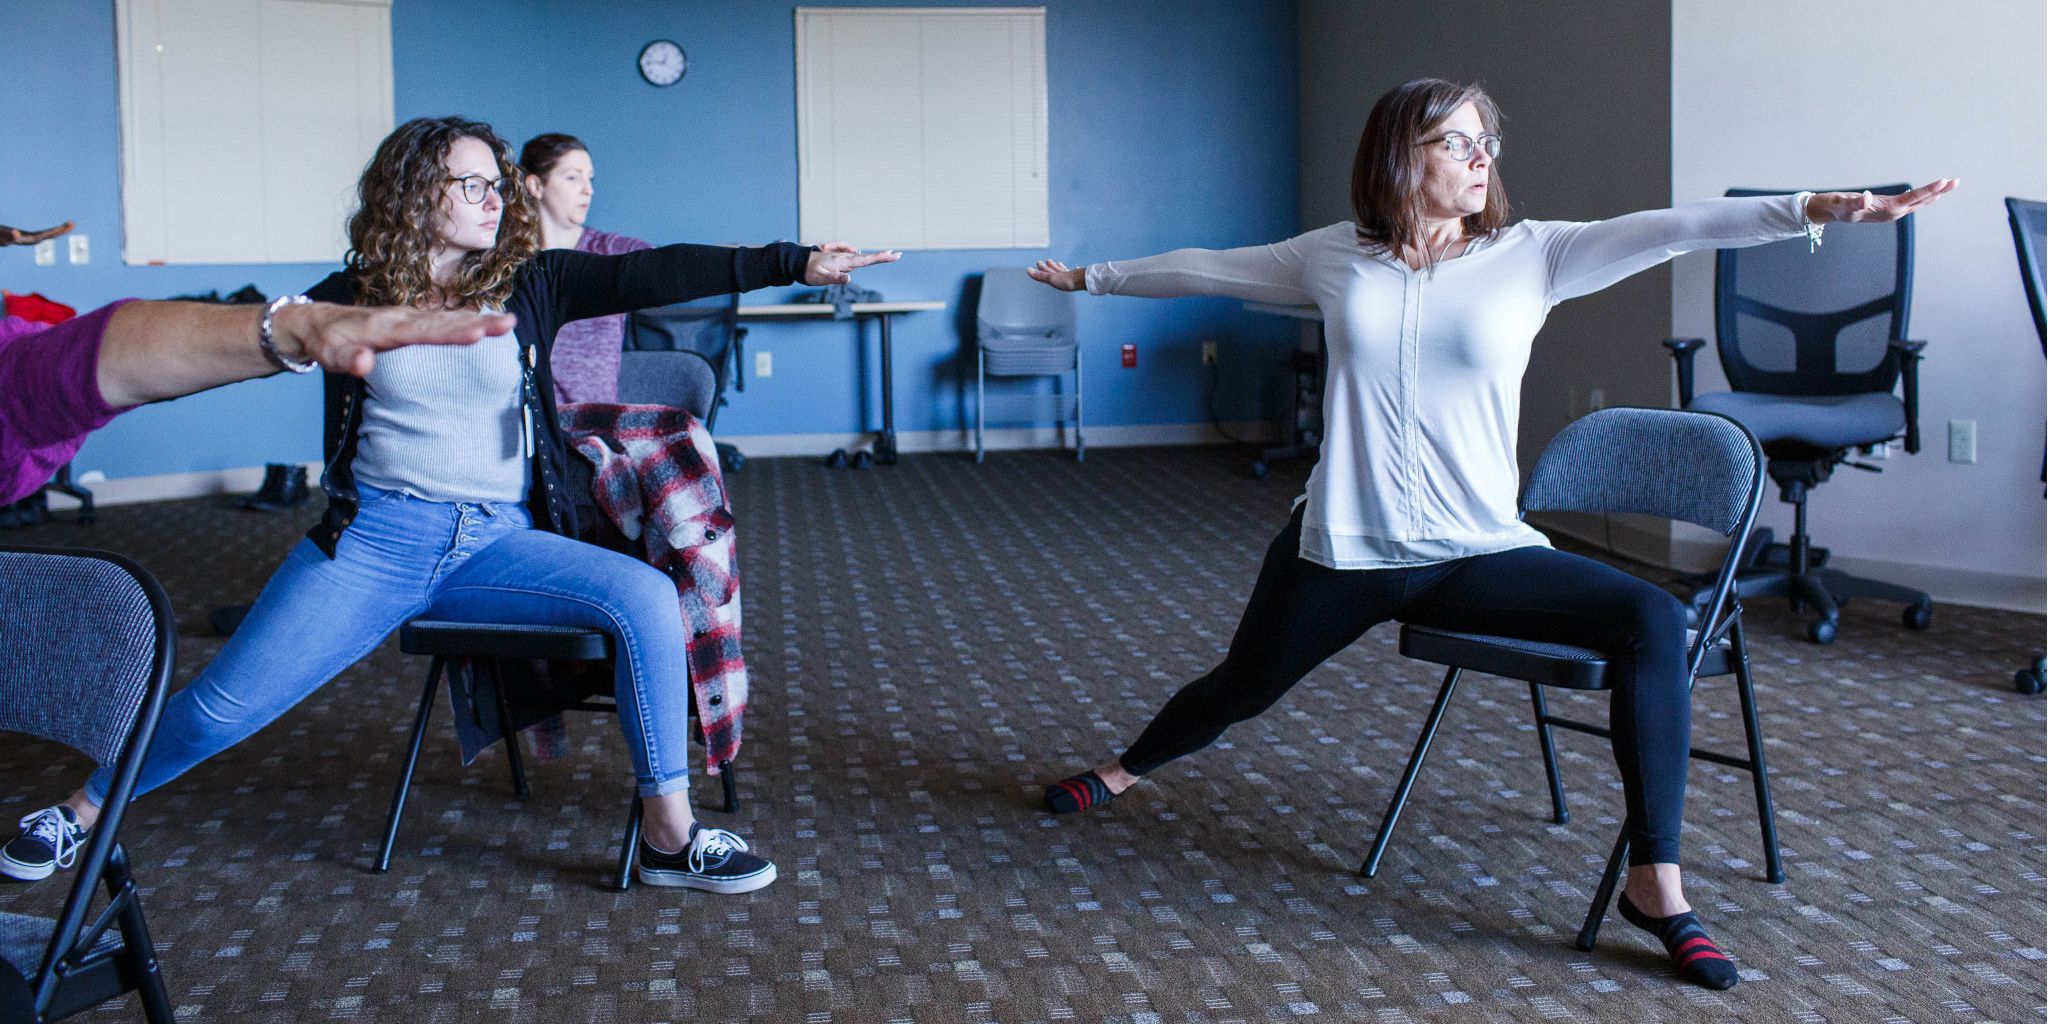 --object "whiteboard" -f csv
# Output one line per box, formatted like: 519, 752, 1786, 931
796, 7, 1049, 251
116, 0, 394, 265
